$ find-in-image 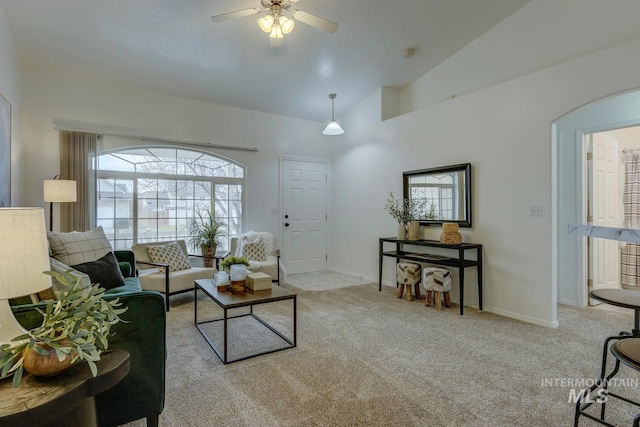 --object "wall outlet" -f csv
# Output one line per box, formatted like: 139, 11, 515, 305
530, 205, 543, 217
